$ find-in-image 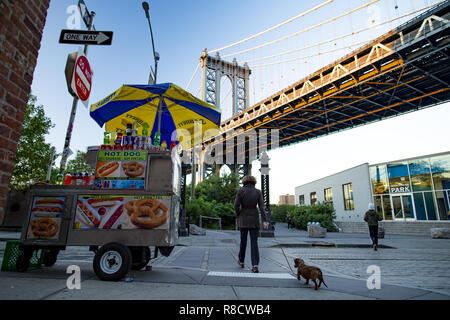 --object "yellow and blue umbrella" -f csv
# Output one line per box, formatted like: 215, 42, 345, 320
90, 83, 221, 147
